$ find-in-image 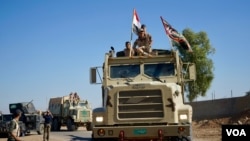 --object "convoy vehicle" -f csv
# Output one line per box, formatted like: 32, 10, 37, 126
9, 101, 44, 135
90, 48, 196, 141
0, 113, 13, 136
48, 94, 92, 131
